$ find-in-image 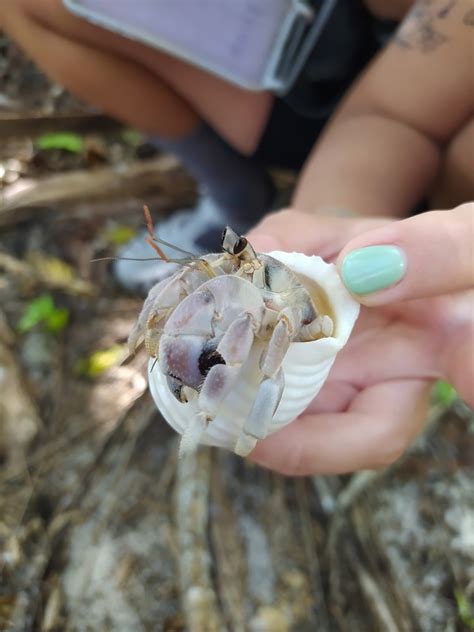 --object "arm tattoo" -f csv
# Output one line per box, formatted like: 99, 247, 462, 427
394, 0, 461, 52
